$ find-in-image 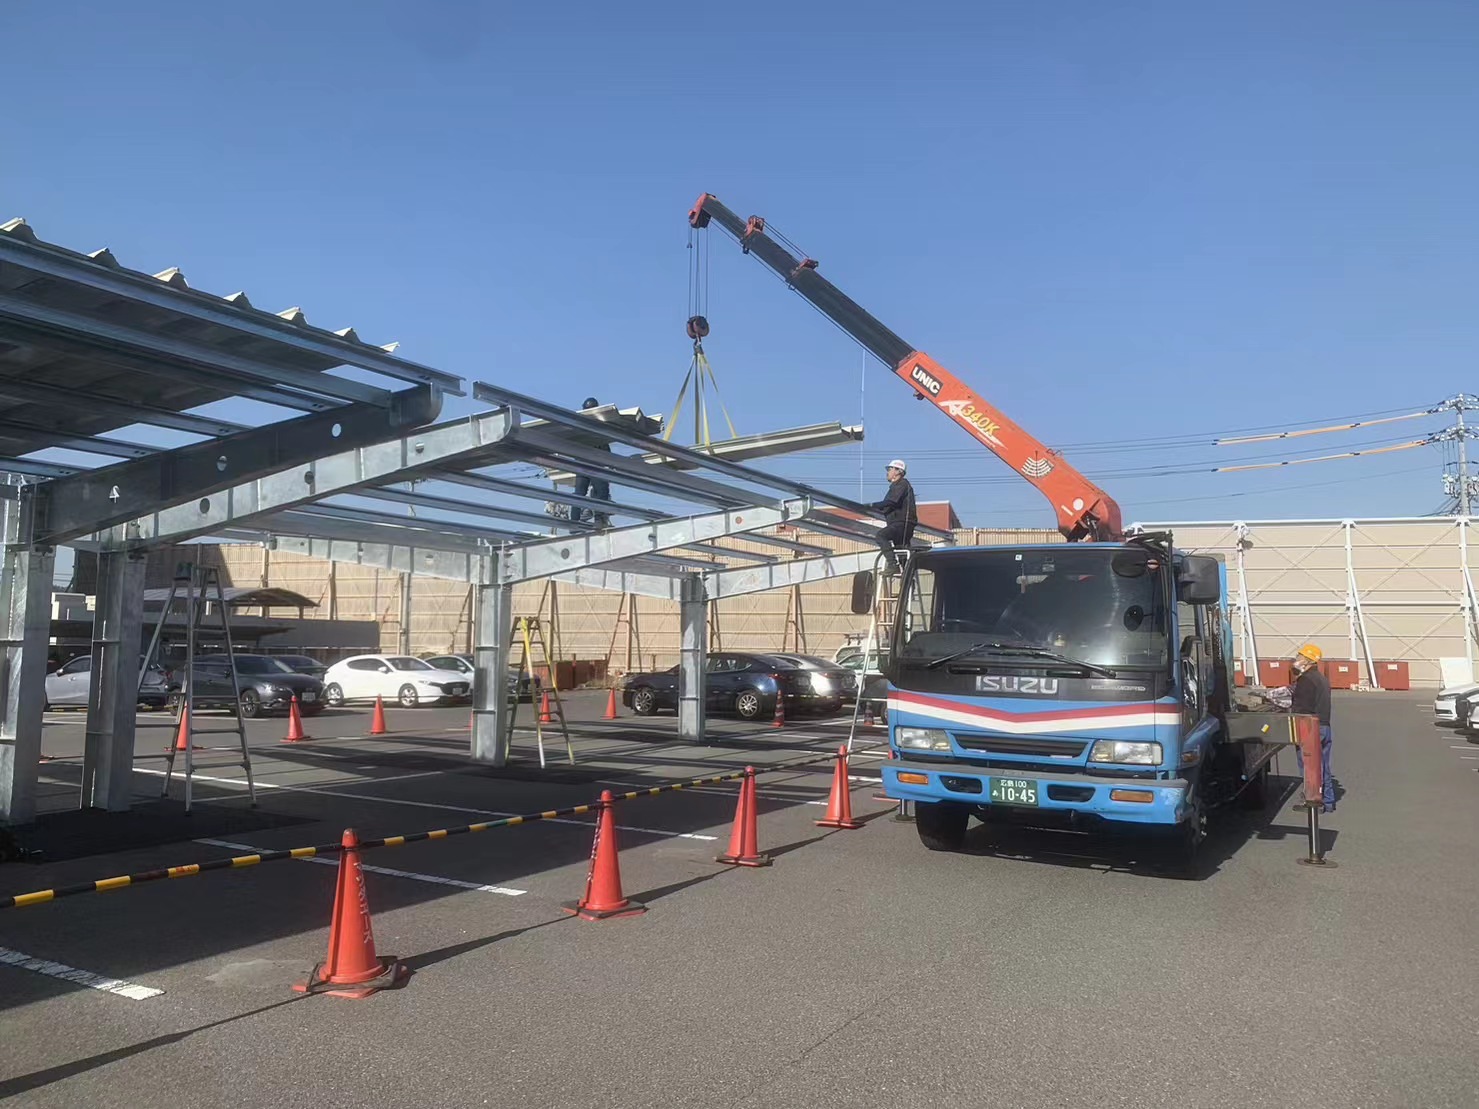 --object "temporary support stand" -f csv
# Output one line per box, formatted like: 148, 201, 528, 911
506, 616, 574, 768
606, 593, 642, 679
782, 569, 807, 655
146, 562, 256, 814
